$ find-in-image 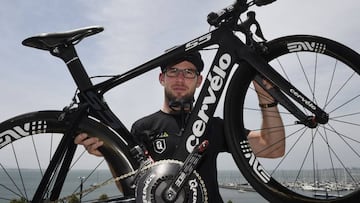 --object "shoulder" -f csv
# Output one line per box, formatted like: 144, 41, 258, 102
132, 111, 162, 128
134, 111, 162, 123
131, 110, 175, 133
